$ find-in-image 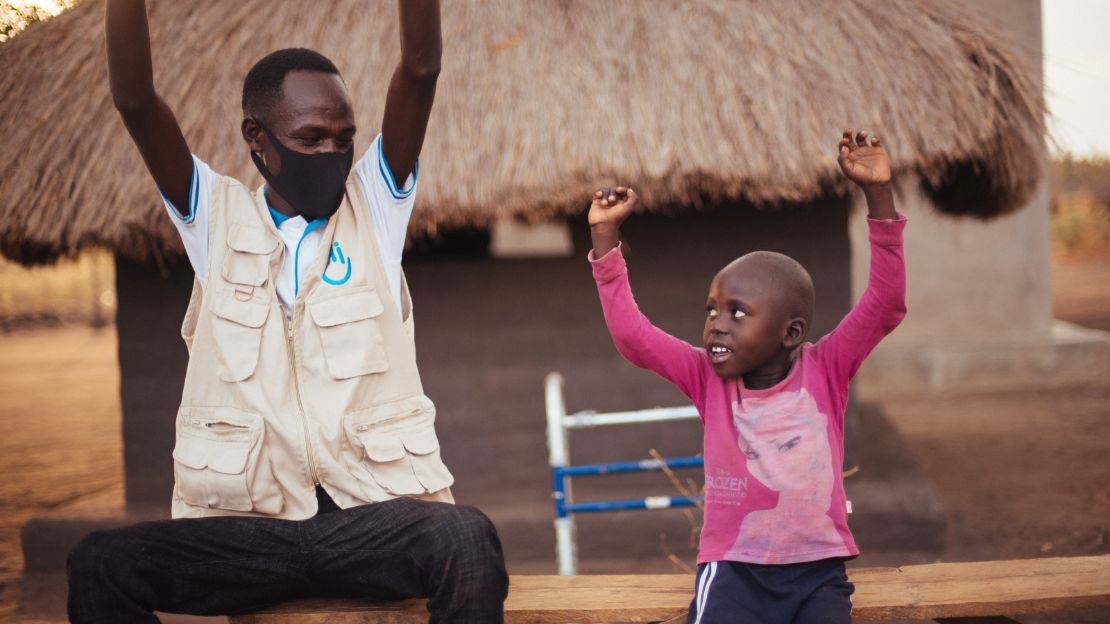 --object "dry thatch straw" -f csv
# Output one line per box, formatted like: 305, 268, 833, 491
0, 0, 1045, 265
